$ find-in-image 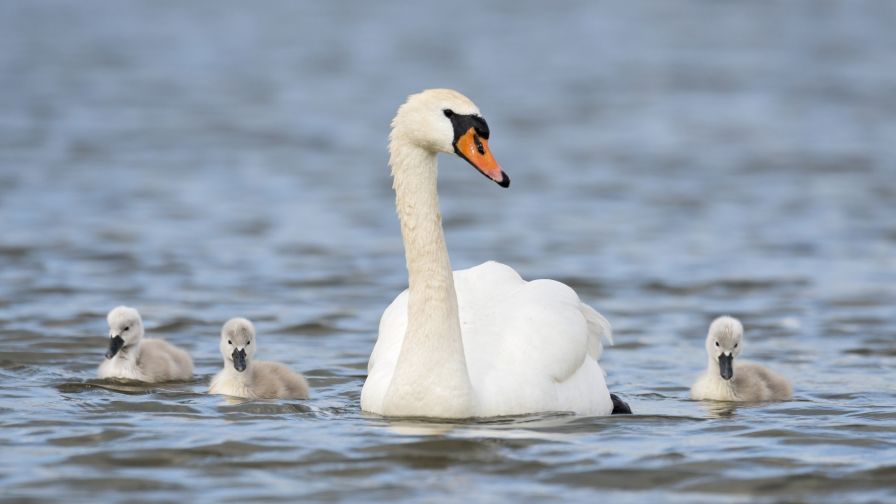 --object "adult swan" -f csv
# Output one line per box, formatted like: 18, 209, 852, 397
361, 89, 629, 418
